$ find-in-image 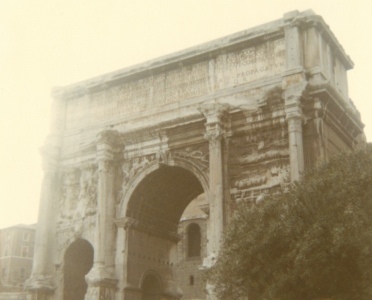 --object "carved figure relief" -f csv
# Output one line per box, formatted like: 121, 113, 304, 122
75, 166, 98, 219
56, 227, 76, 260
59, 165, 98, 221
156, 149, 173, 165
59, 169, 80, 220
230, 123, 290, 204
121, 161, 131, 183
172, 143, 209, 171
129, 156, 152, 177
117, 155, 155, 206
